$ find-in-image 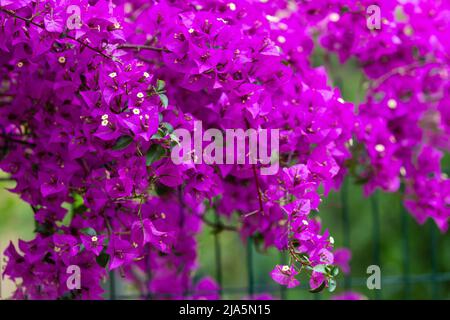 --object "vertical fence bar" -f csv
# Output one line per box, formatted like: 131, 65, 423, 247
430, 223, 439, 299
401, 202, 411, 299
178, 187, 189, 298
214, 212, 223, 298
247, 238, 254, 298
109, 270, 116, 300
370, 192, 382, 300
340, 179, 351, 290
279, 251, 287, 300
145, 244, 153, 300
